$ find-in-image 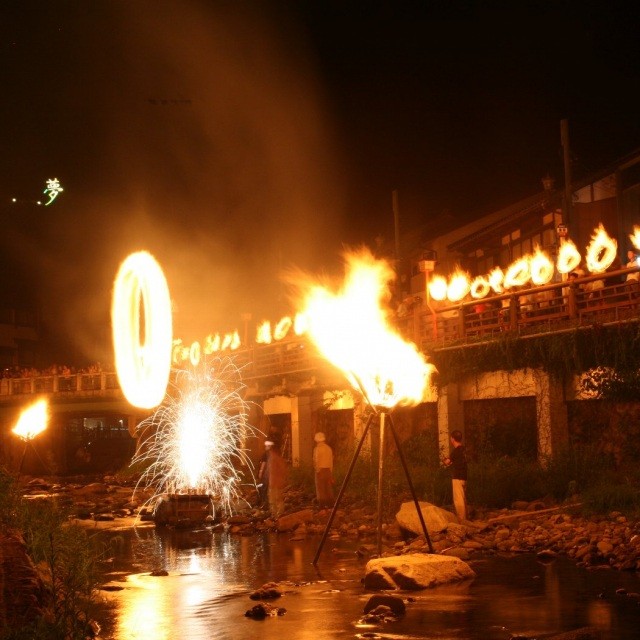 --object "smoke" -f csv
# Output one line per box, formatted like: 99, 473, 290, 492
4, 1, 347, 365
